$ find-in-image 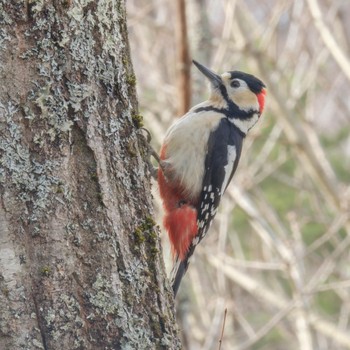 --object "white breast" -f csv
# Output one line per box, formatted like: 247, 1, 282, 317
163, 105, 223, 199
